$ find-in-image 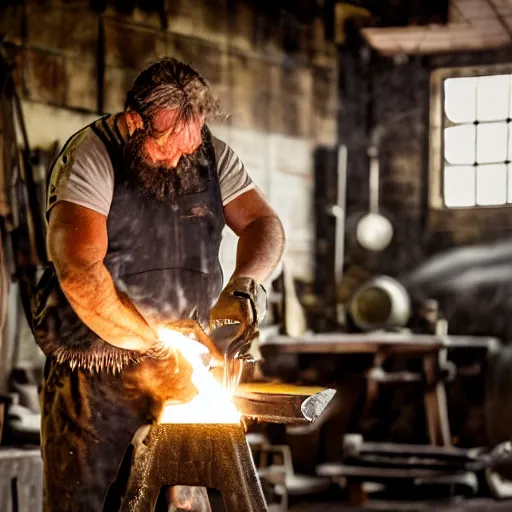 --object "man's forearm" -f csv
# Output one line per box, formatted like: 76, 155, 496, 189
231, 215, 285, 284
58, 262, 158, 352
